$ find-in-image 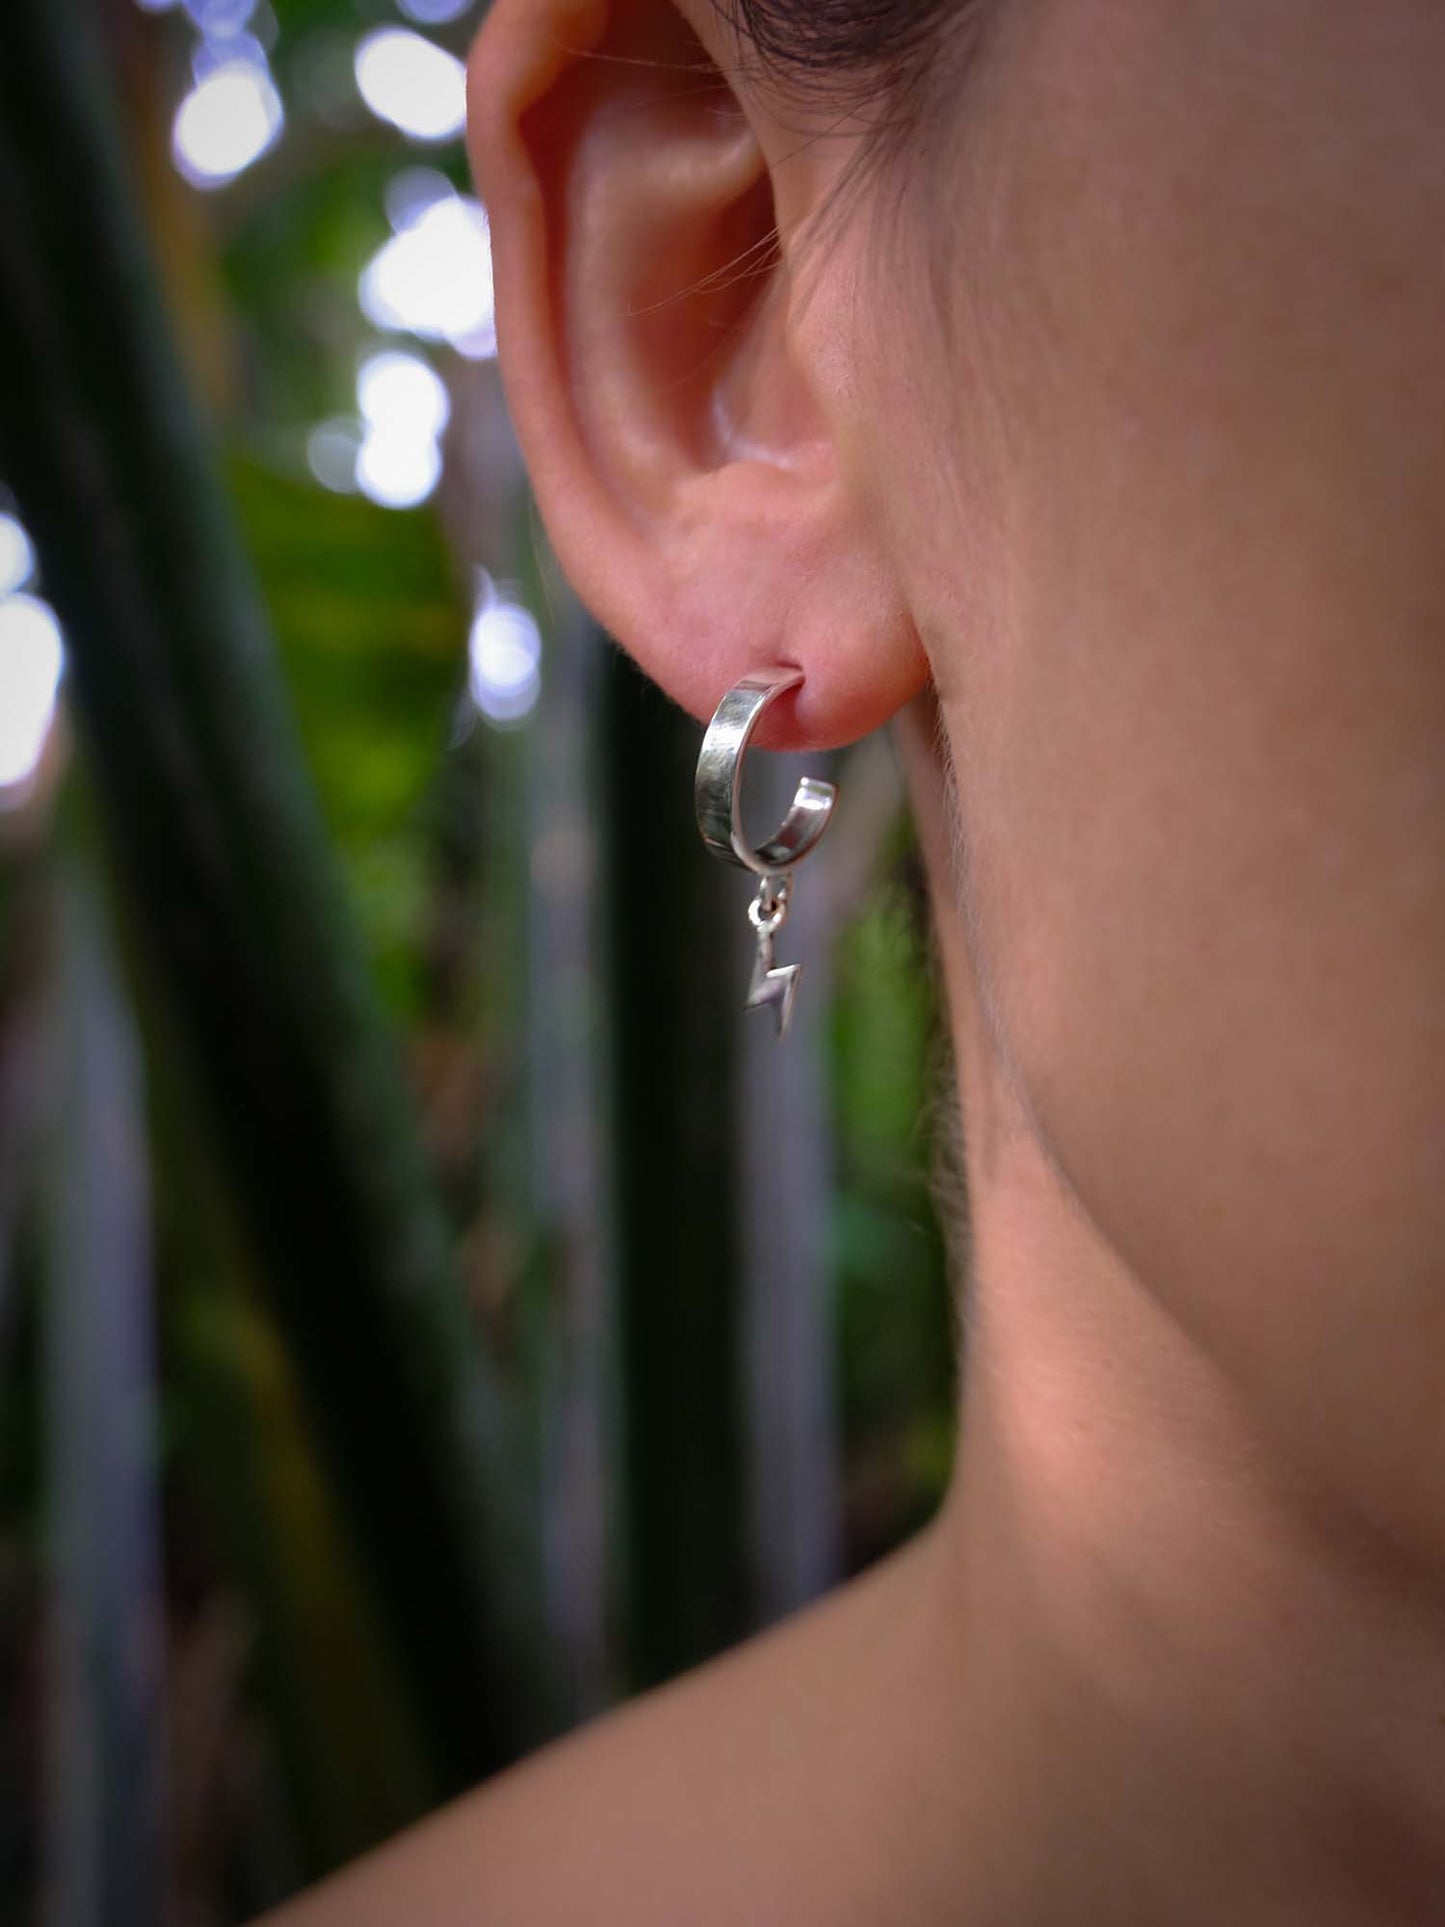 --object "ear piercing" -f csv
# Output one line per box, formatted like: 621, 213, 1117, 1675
694, 666, 837, 1040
